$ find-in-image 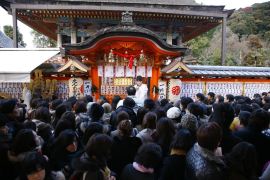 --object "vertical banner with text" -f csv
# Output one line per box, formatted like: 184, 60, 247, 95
158, 80, 167, 100
84, 80, 92, 96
